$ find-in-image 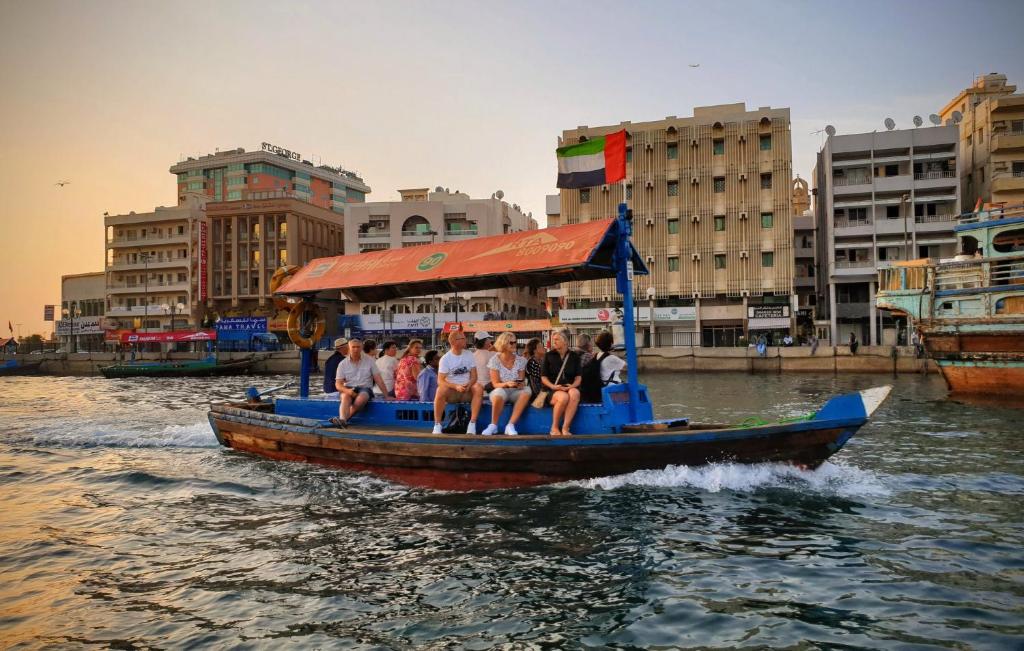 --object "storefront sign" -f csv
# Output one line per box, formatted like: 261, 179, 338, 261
44, 305, 55, 321
215, 317, 267, 331
110, 329, 217, 344
748, 305, 790, 319
262, 142, 301, 161
56, 316, 104, 336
